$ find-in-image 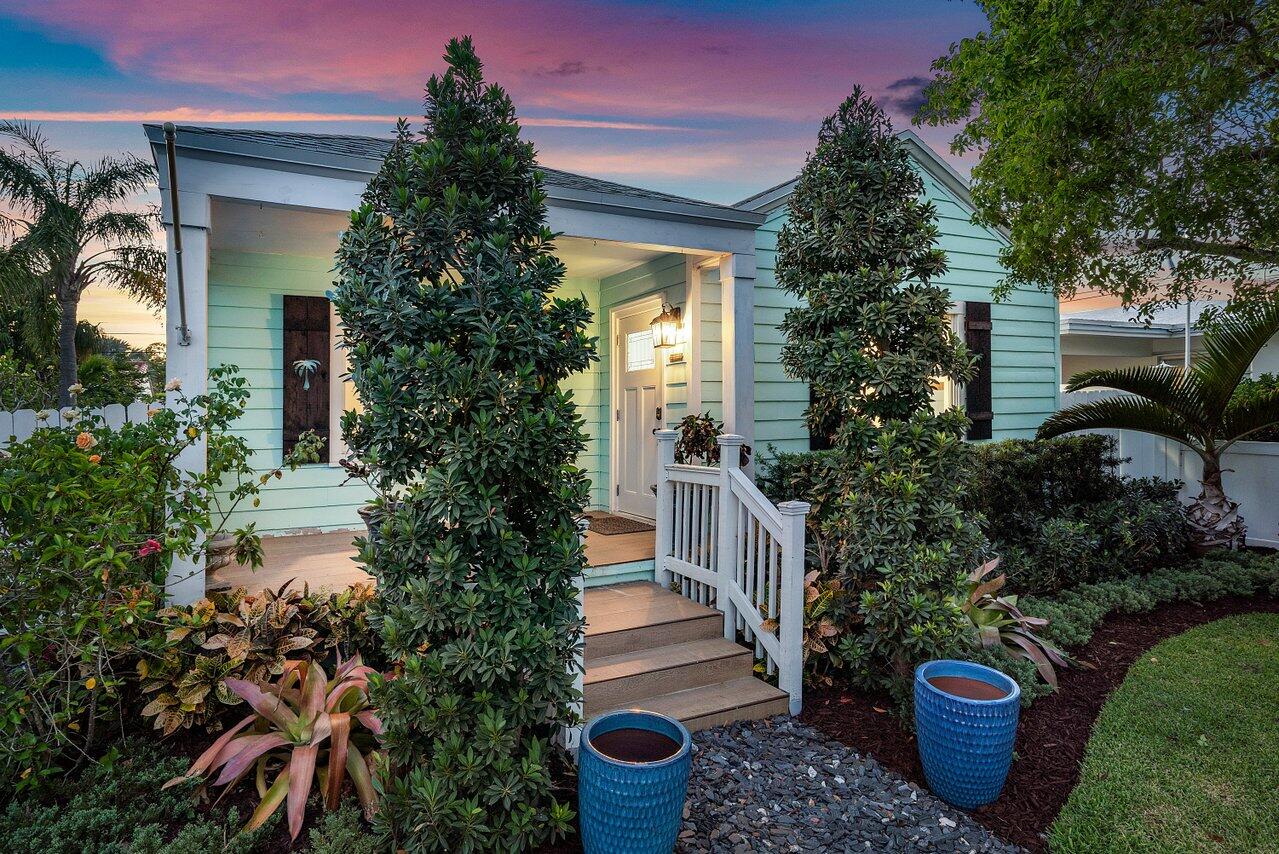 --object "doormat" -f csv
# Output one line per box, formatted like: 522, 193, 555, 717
586, 512, 656, 536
